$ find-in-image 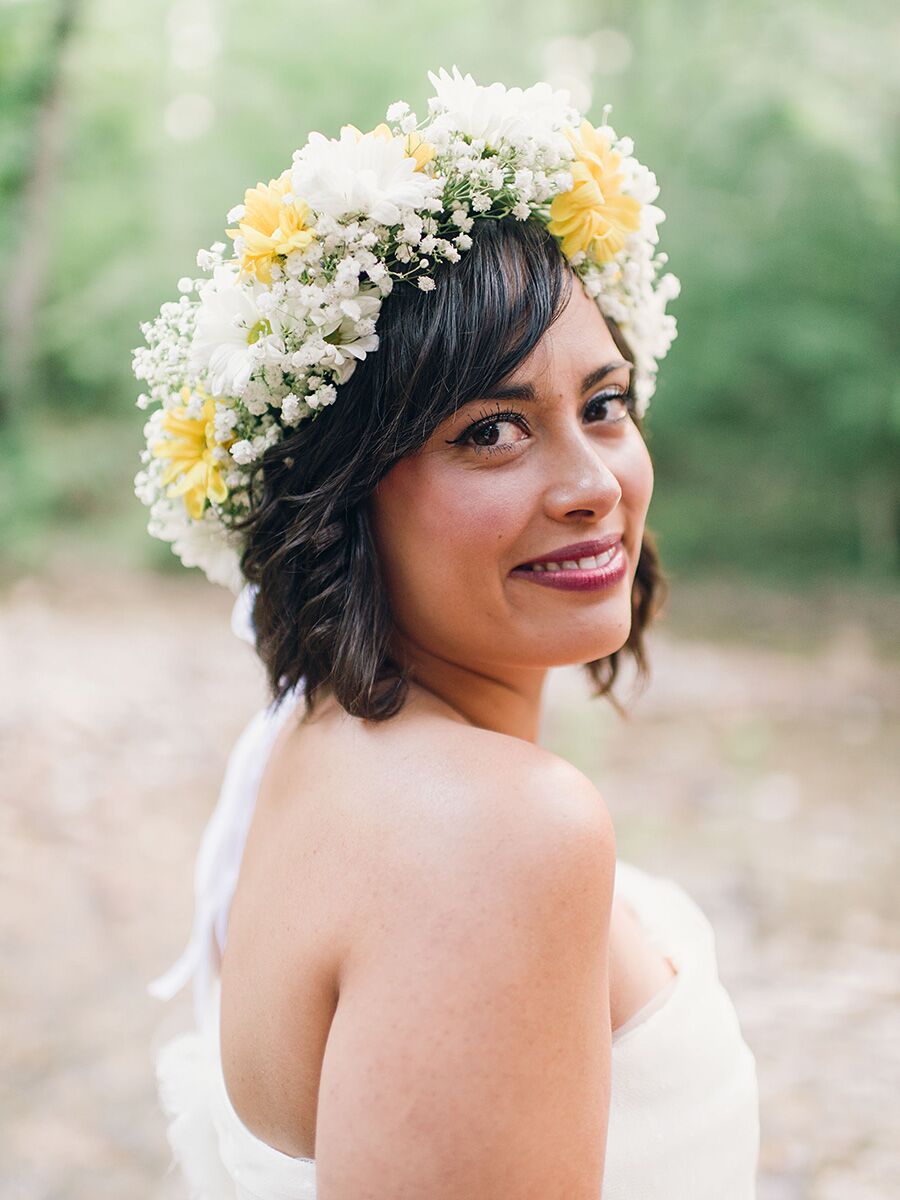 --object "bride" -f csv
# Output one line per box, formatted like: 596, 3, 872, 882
140, 67, 760, 1198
